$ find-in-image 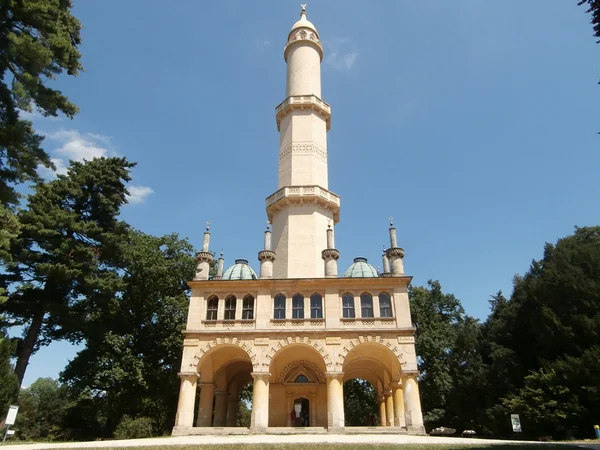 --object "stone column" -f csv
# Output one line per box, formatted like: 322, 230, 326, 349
378, 395, 387, 427
403, 374, 425, 434
384, 389, 395, 427
226, 394, 239, 426
213, 391, 228, 426
250, 372, 270, 433
392, 383, 405, 427
326, 372, 345, 432
286, 395, 293, 427
173, 373, 198, 430
196, 382, 214, 426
